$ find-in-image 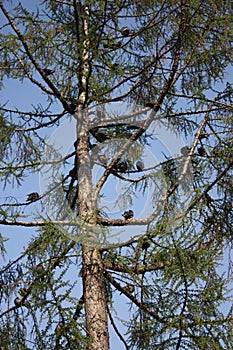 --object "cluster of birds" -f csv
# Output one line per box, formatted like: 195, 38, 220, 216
118, 160, 144, 172
180, 146, 207, 157
102, 26, 131, 50
98, 157, 145, 173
